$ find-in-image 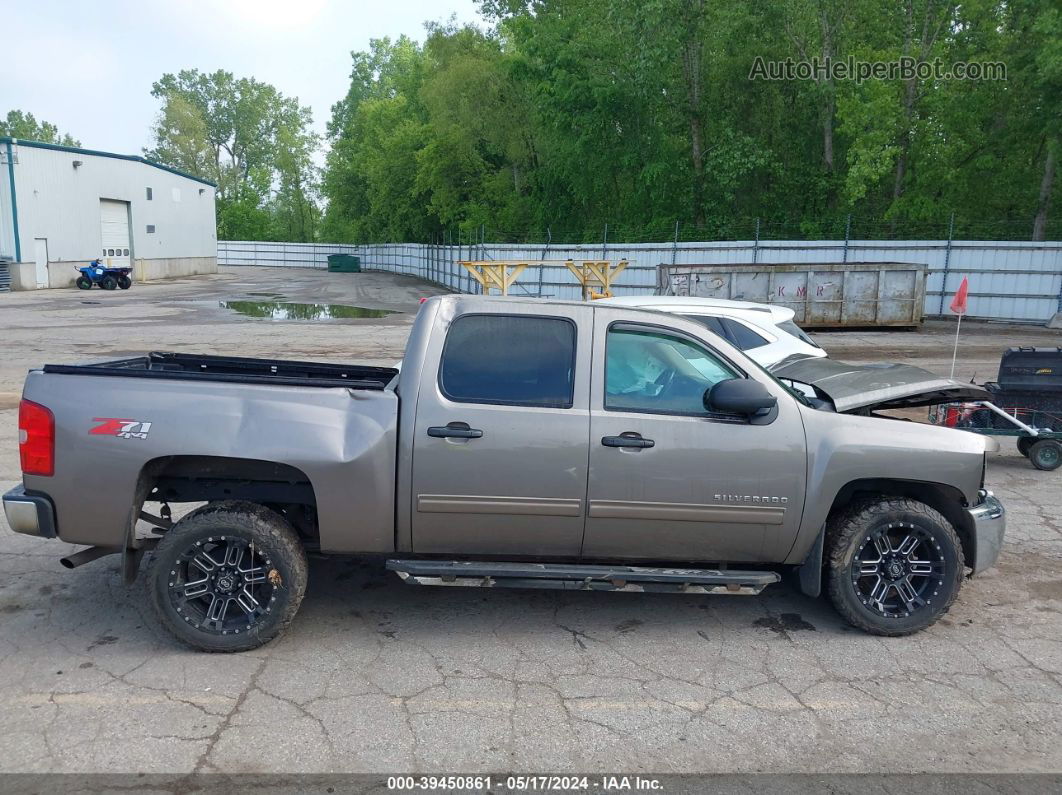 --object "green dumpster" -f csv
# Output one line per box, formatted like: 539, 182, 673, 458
327, 254, 361, 273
